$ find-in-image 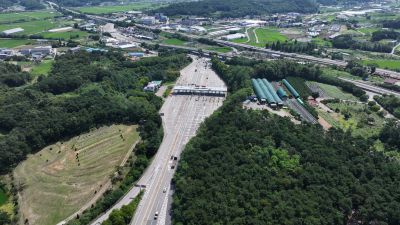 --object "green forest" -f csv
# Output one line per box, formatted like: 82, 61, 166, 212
154, 0, 318, 18
0, 51, 191, 174
172, 58, 400, 225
